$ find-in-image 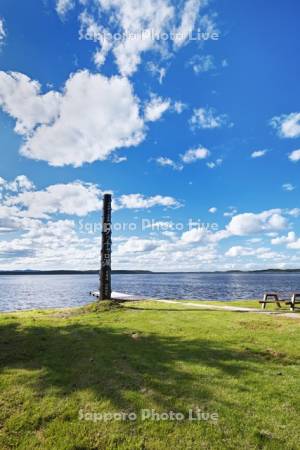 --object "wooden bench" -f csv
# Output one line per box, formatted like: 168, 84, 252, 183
285, 293, 300, 311
259, 293, 289, 309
